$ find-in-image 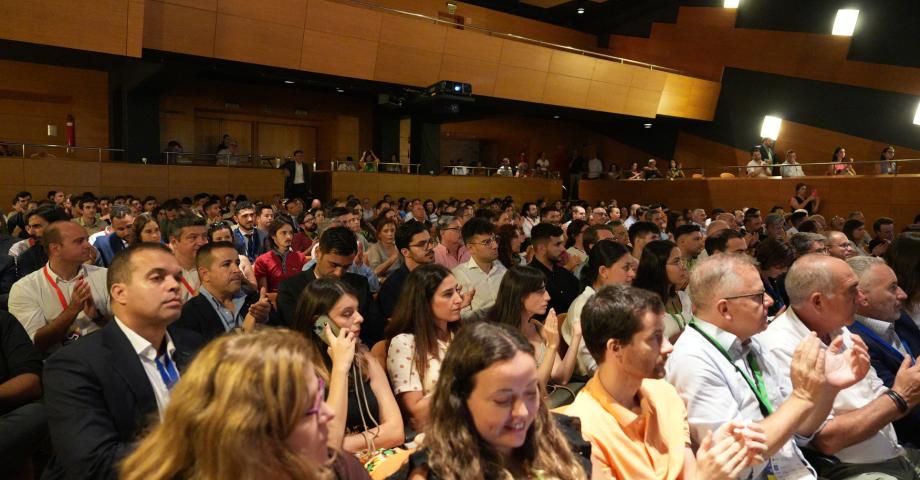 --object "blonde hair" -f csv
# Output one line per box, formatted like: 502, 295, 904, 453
120, 329, 328, 480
